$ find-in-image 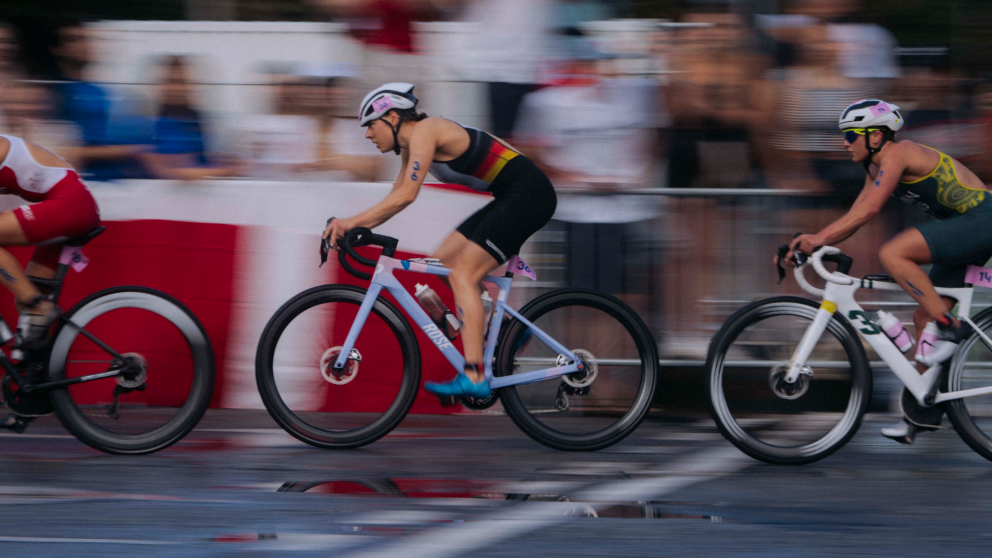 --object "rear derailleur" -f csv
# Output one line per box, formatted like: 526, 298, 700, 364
554, 382, 590, 412
107, 353, 148, 420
